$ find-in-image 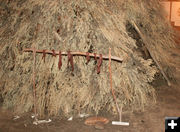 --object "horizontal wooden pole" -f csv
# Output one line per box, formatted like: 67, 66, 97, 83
23, 48, 123, 62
